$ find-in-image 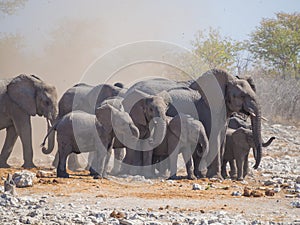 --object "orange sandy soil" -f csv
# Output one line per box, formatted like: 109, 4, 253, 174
0, 167, 286, 201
